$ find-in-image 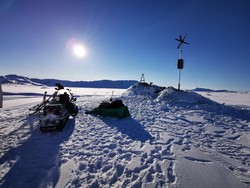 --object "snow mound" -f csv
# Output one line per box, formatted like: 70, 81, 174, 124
123, 83, 165, 97
156, 87, 250, 121
157, 87, 217, 107
123, 84, 217, 108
